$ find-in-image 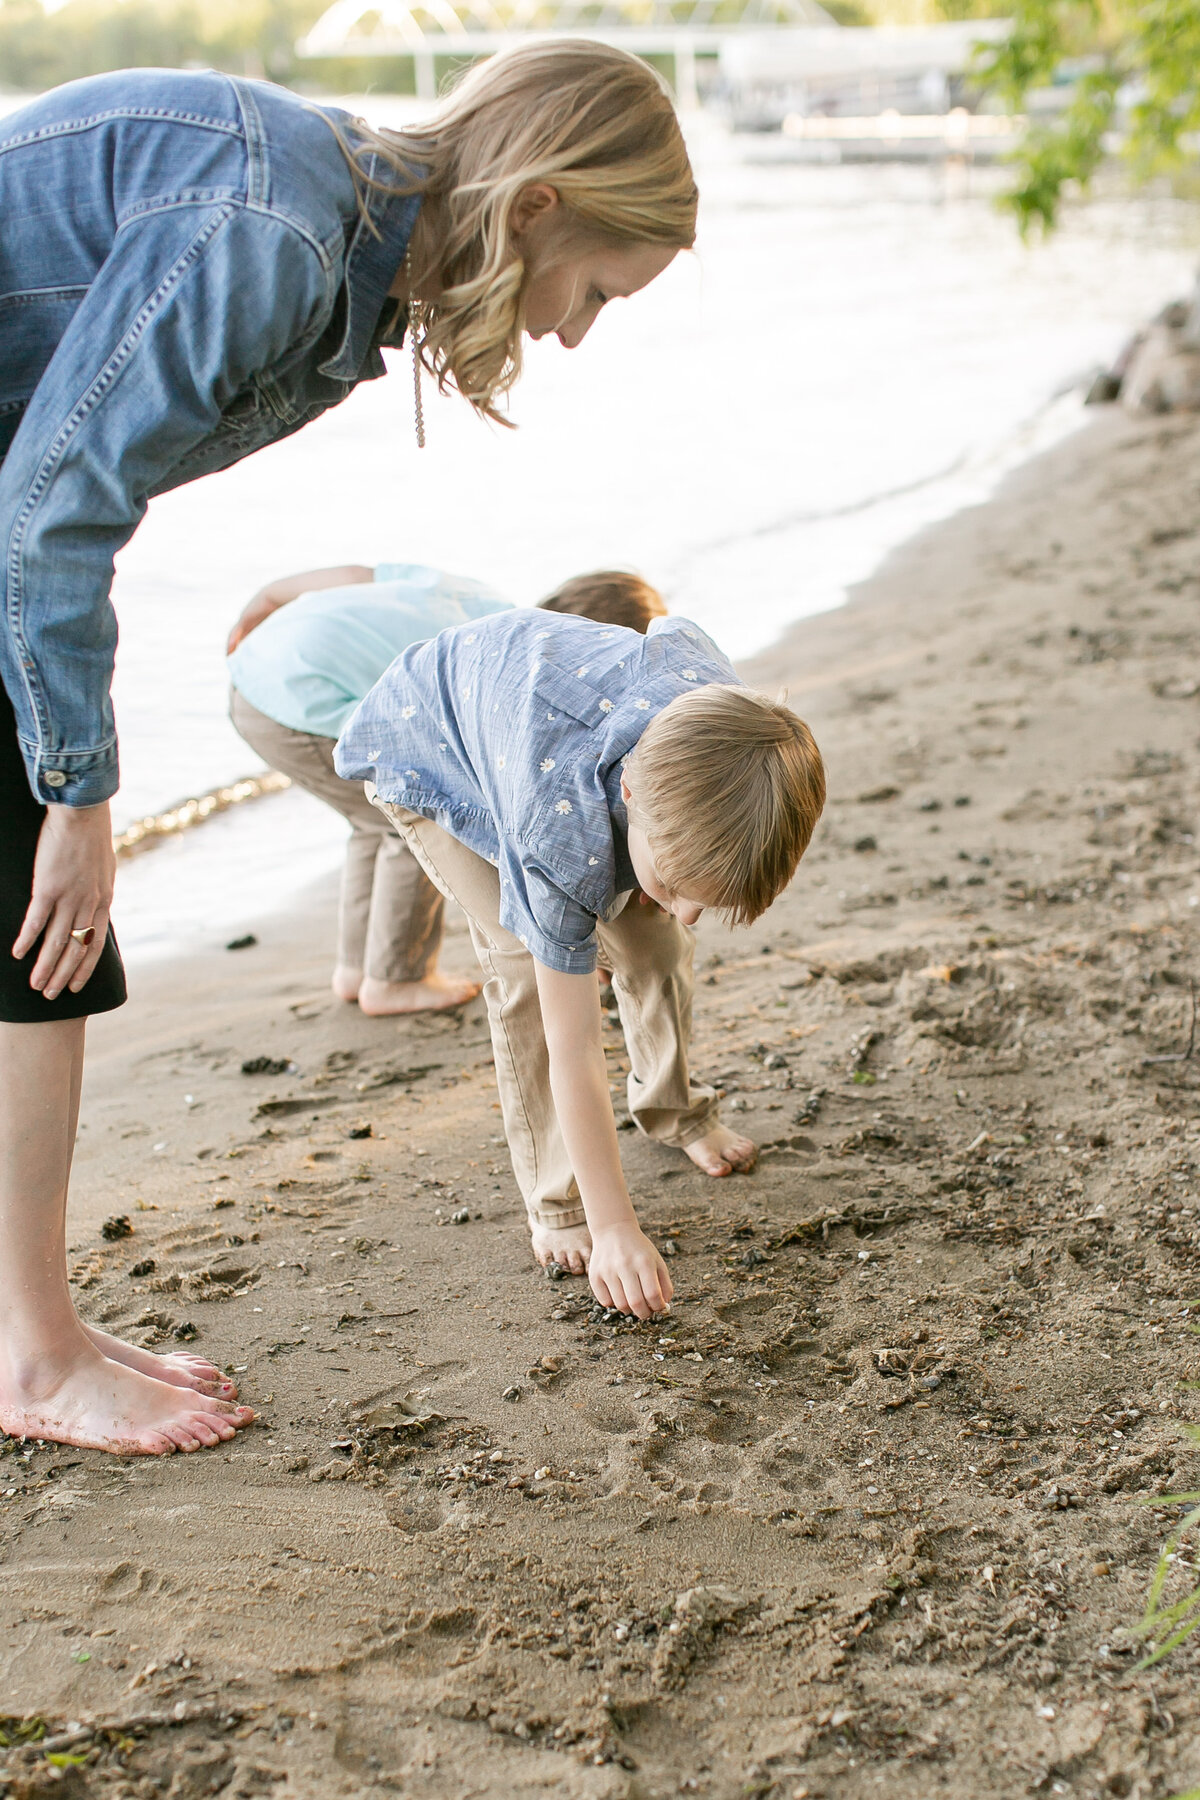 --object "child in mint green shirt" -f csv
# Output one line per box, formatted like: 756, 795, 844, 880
227, 560, 510, 1017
